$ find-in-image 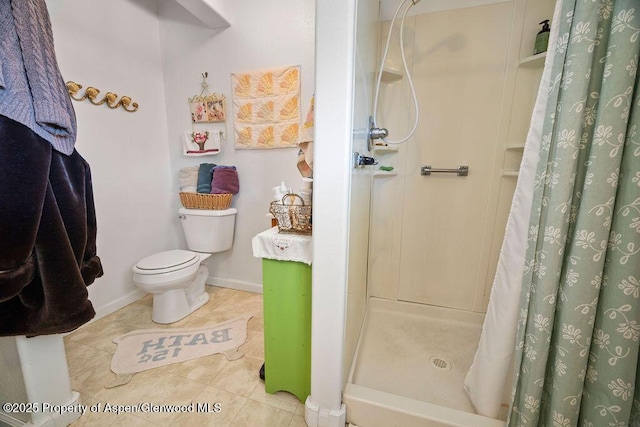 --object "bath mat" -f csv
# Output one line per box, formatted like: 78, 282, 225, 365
106, 316, 251, 388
